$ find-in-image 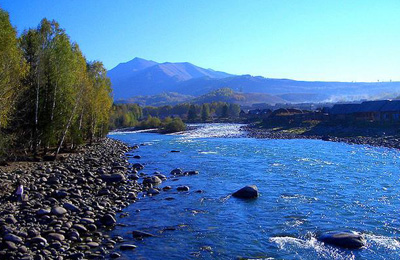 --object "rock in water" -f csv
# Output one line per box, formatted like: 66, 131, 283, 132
120, 244, 137, 250
170, 168, 183, 175
132, 230, 154, 238
177, 186, 190, 192
319, 231, 365, 249
100, 214, 117, 226
232, 185, 259, 199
